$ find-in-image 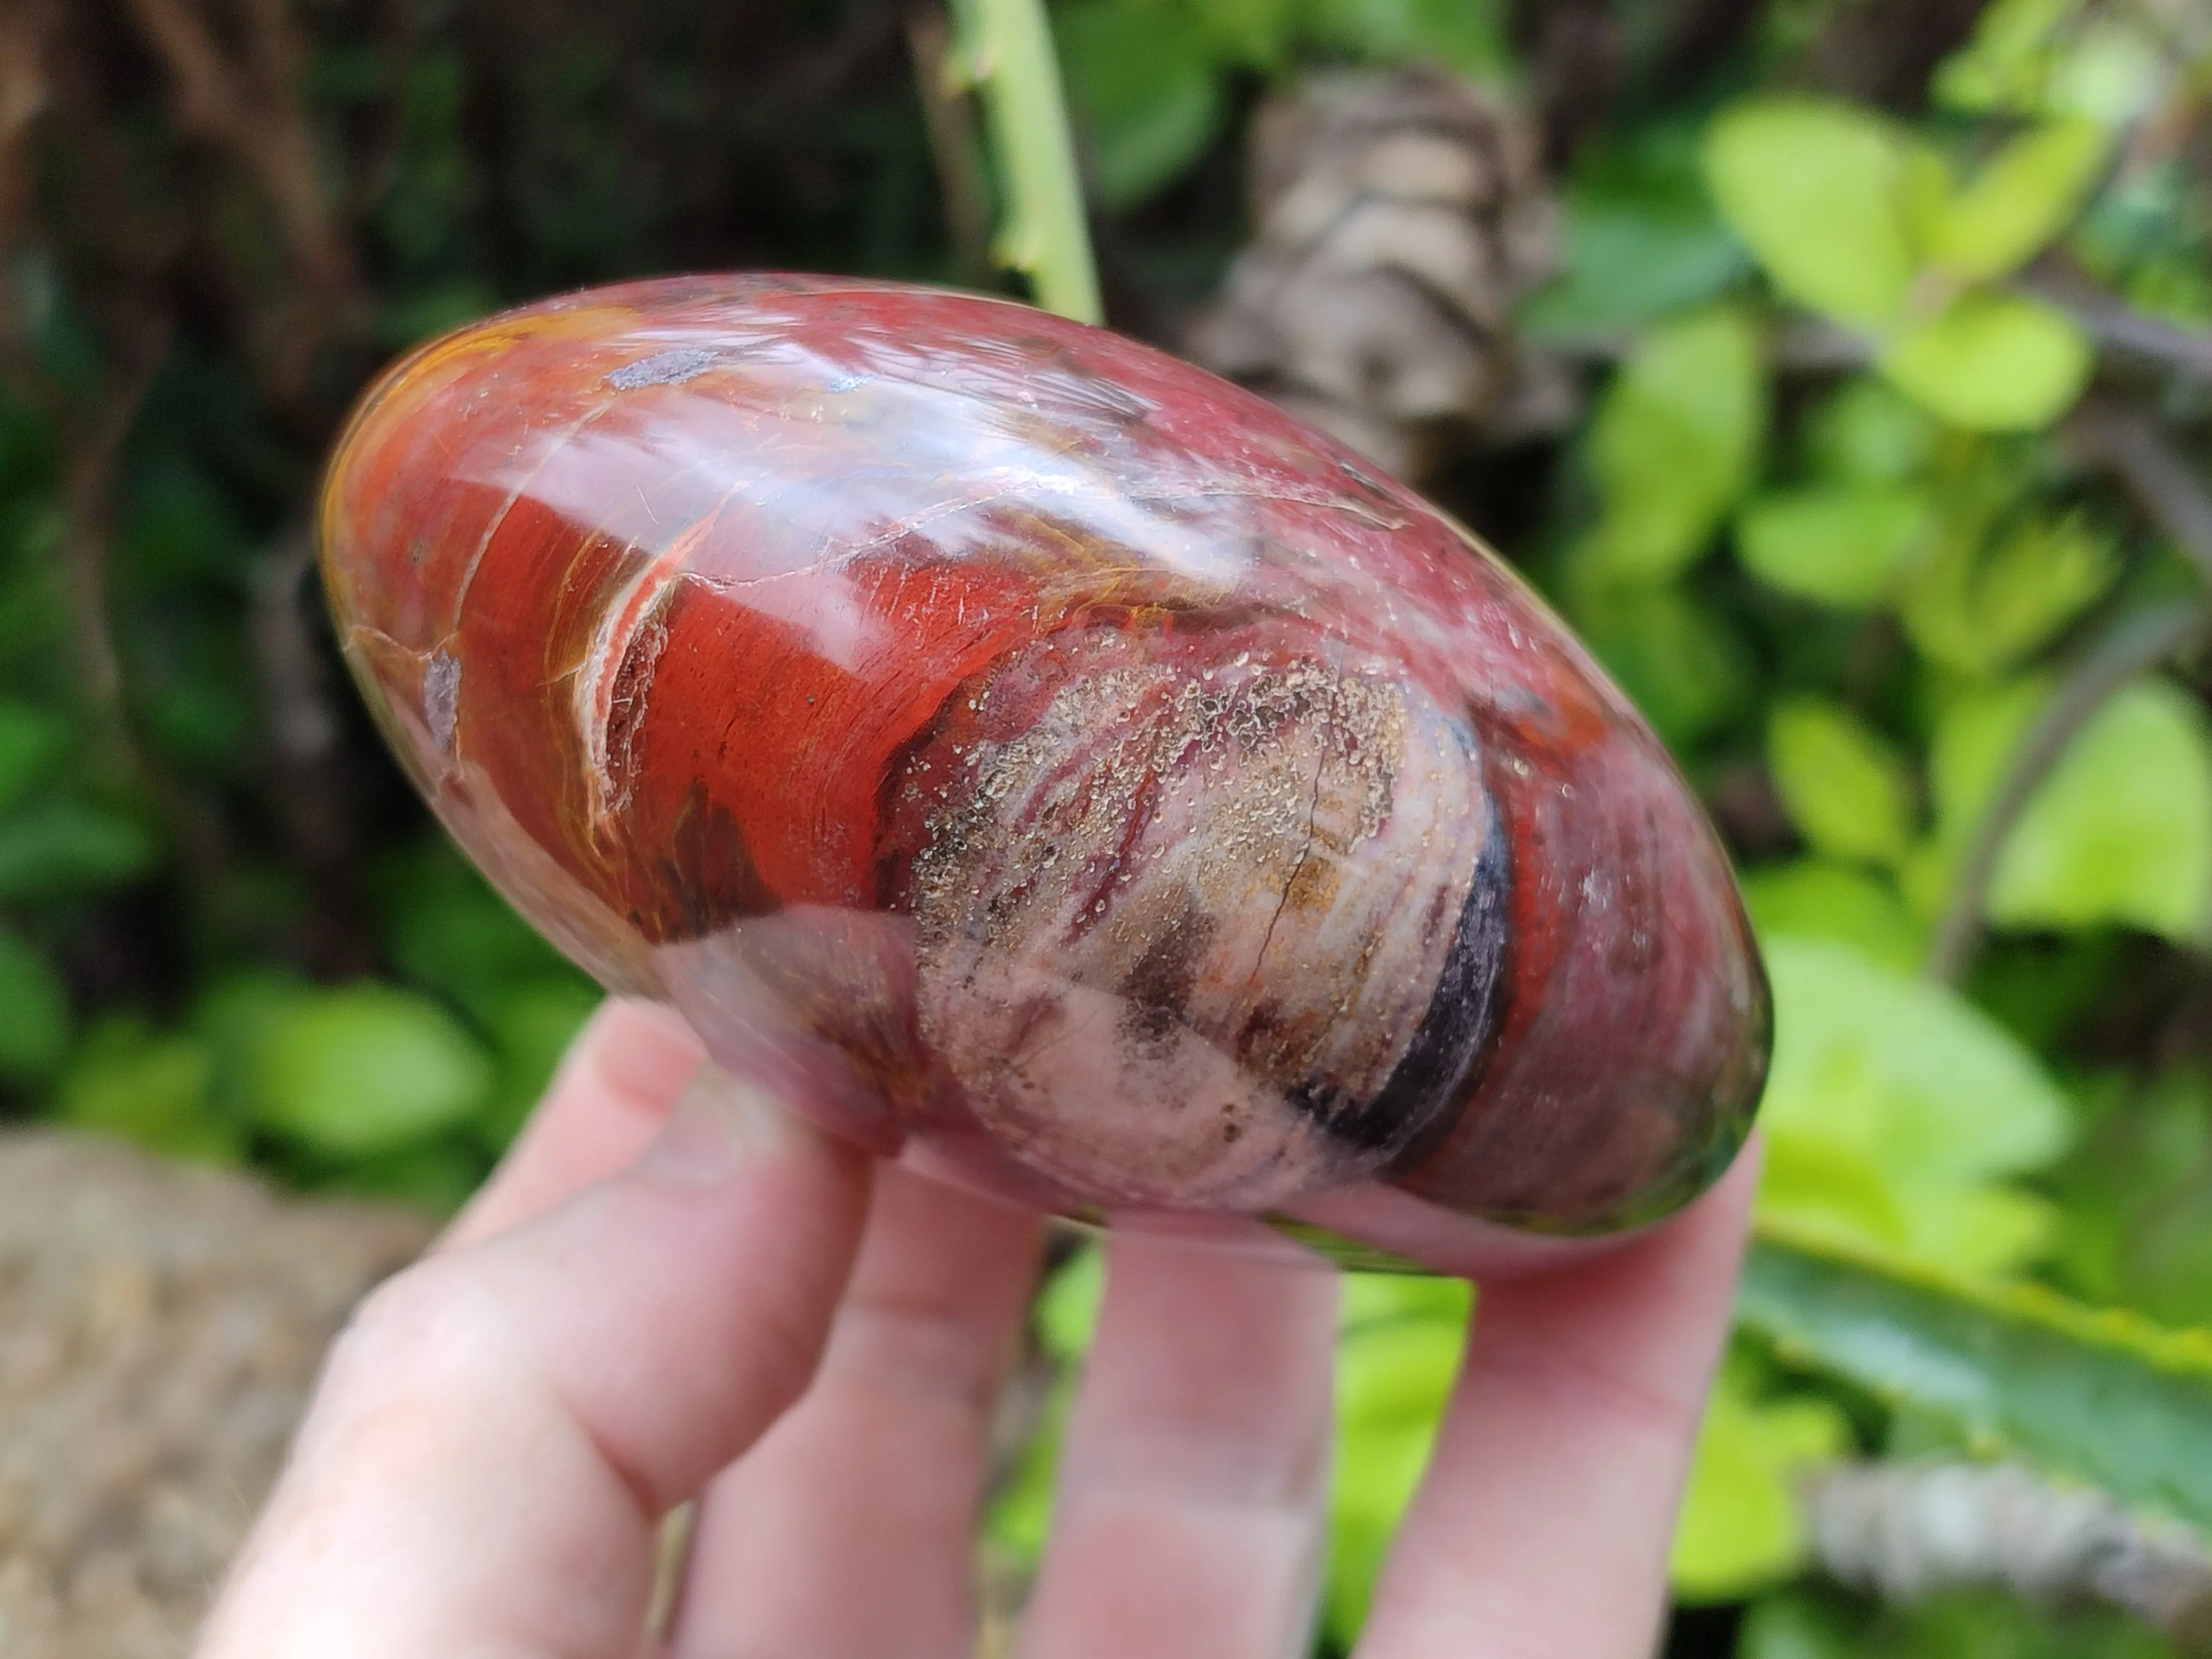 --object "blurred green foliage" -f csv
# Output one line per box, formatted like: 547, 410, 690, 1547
7, 0, 2212, 1655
